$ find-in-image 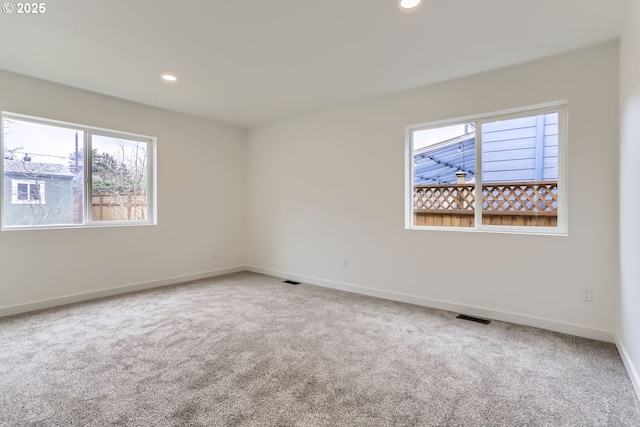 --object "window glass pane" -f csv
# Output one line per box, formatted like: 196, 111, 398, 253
17, 183, 28, 200
30, 183, 40, 200
412, 123, 476, 227
2, 118, 83, 227
480, 113, 559, 227
91, 135, 148, 222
